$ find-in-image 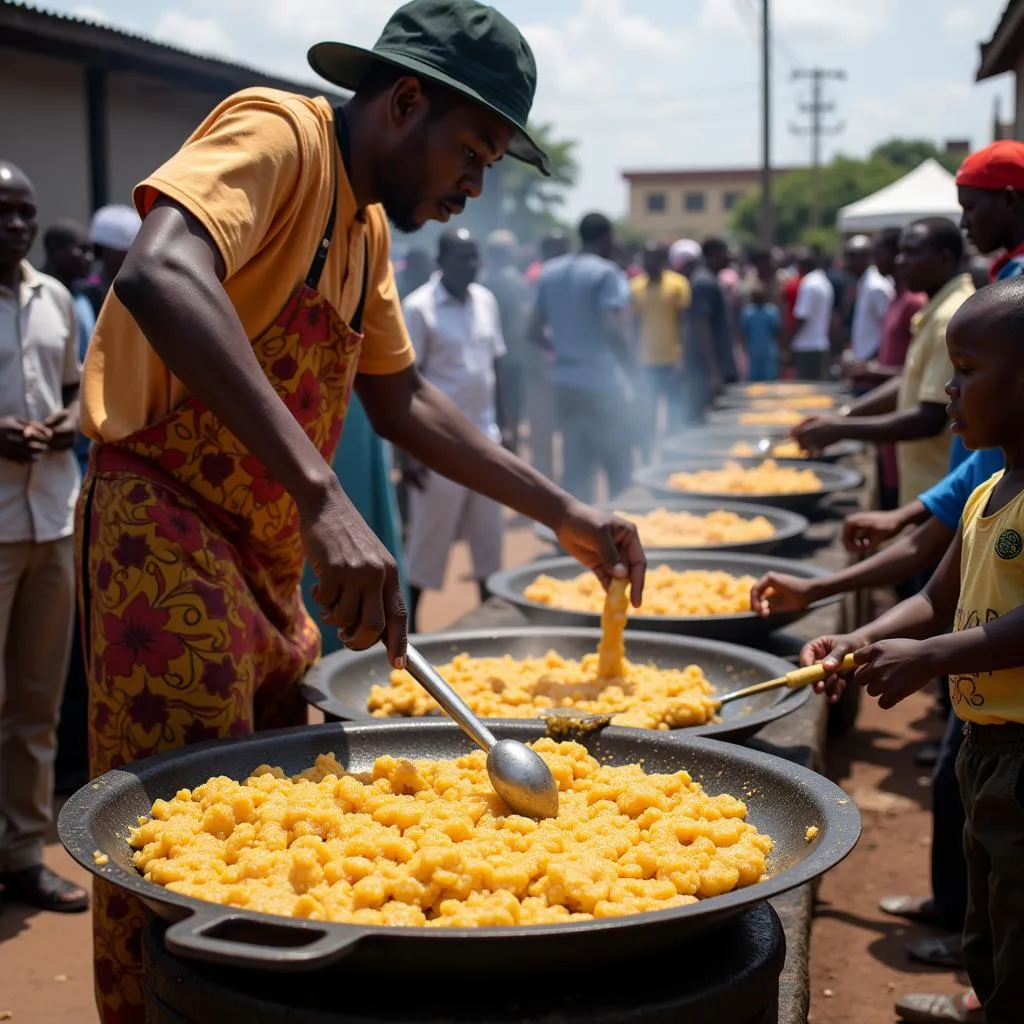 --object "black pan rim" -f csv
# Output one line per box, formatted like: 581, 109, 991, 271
532, 498, 809, 552
59, 720, 861, 948
632, 458, 863, 500
485, 549, 842, 627
300, 625, 812, 737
